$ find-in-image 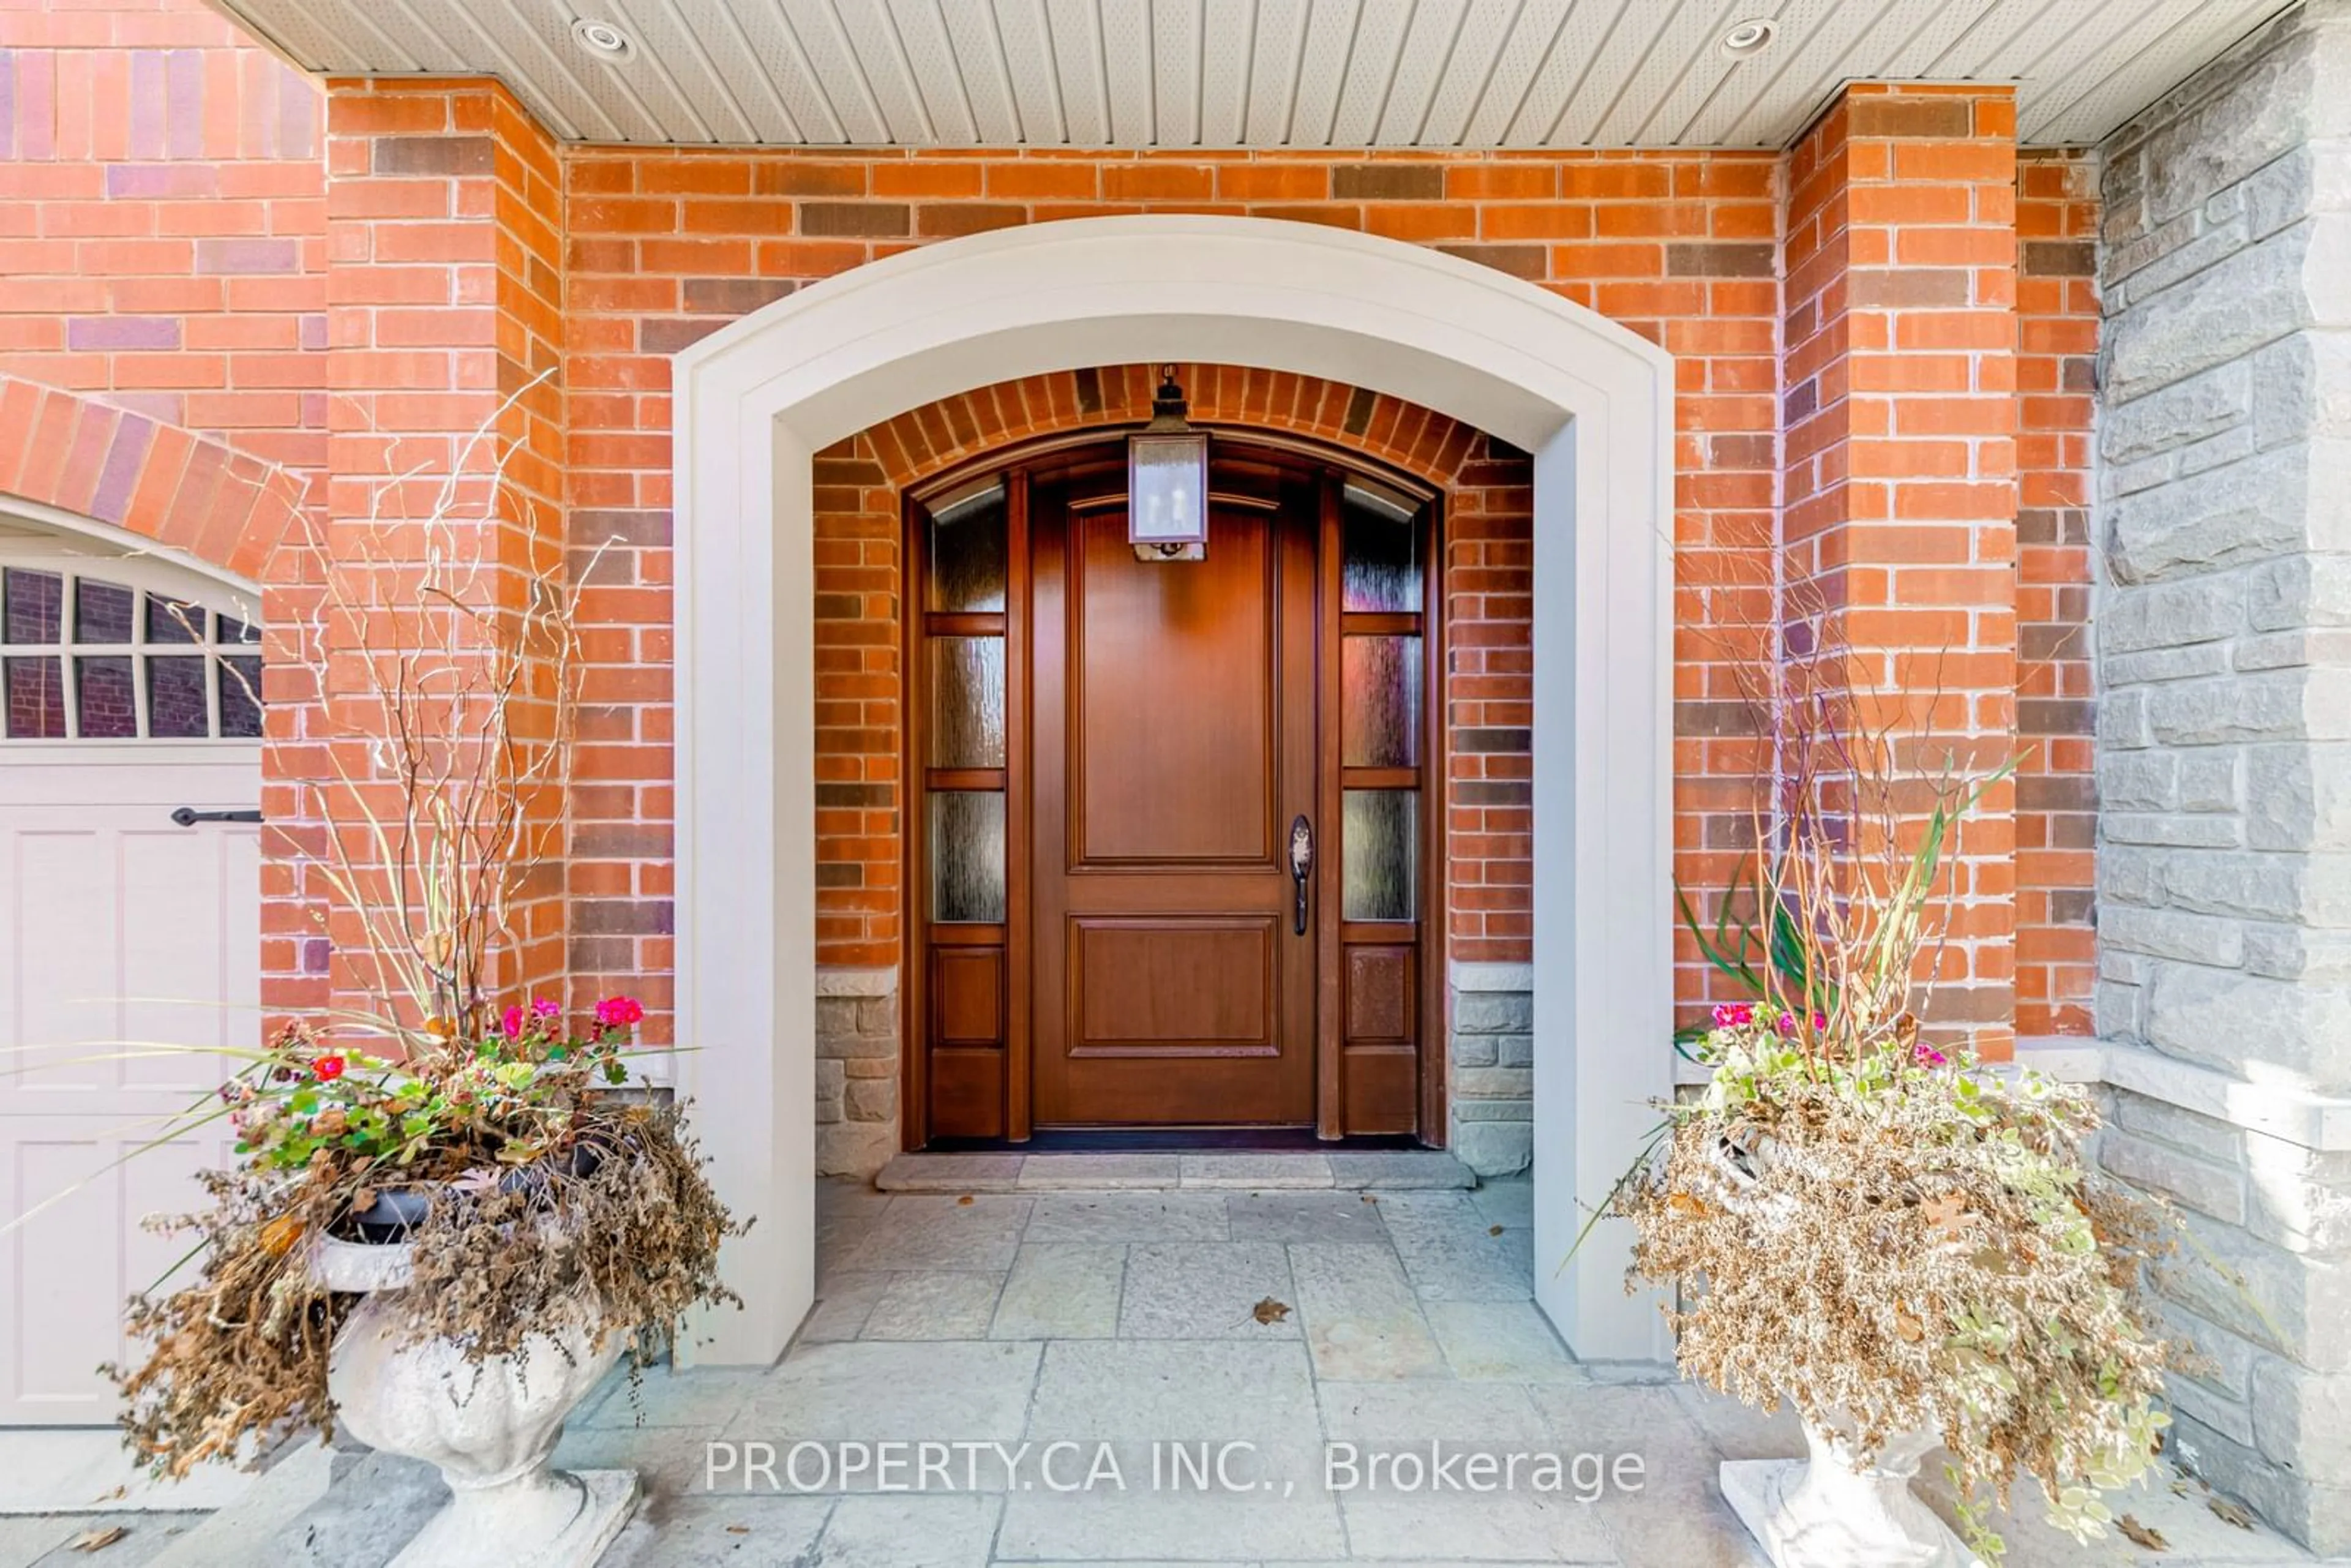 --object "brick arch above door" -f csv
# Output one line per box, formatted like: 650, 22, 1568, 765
808, 364, 1535, 972
842, 364, 1510, 493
